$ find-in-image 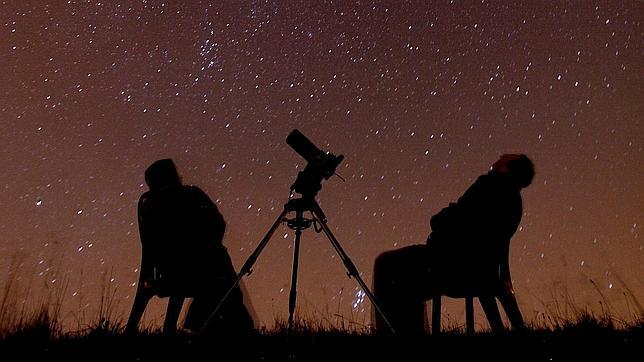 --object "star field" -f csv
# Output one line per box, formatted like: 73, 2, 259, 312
1, 1, 642, 330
